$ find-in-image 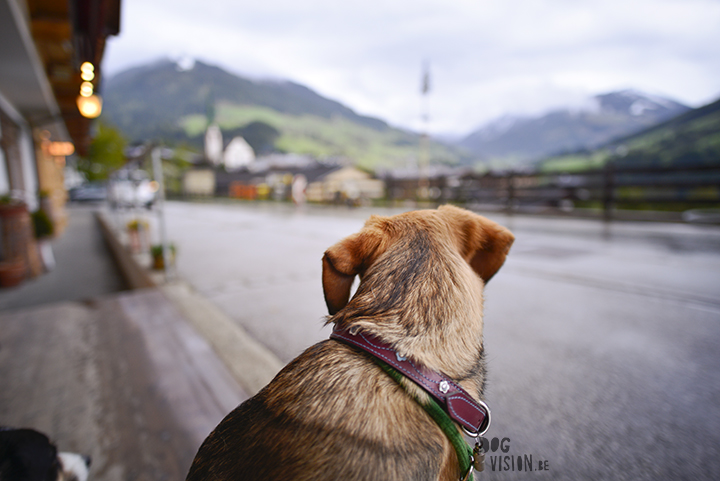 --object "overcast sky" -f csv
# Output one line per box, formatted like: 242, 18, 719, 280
103, 0, 720, 136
